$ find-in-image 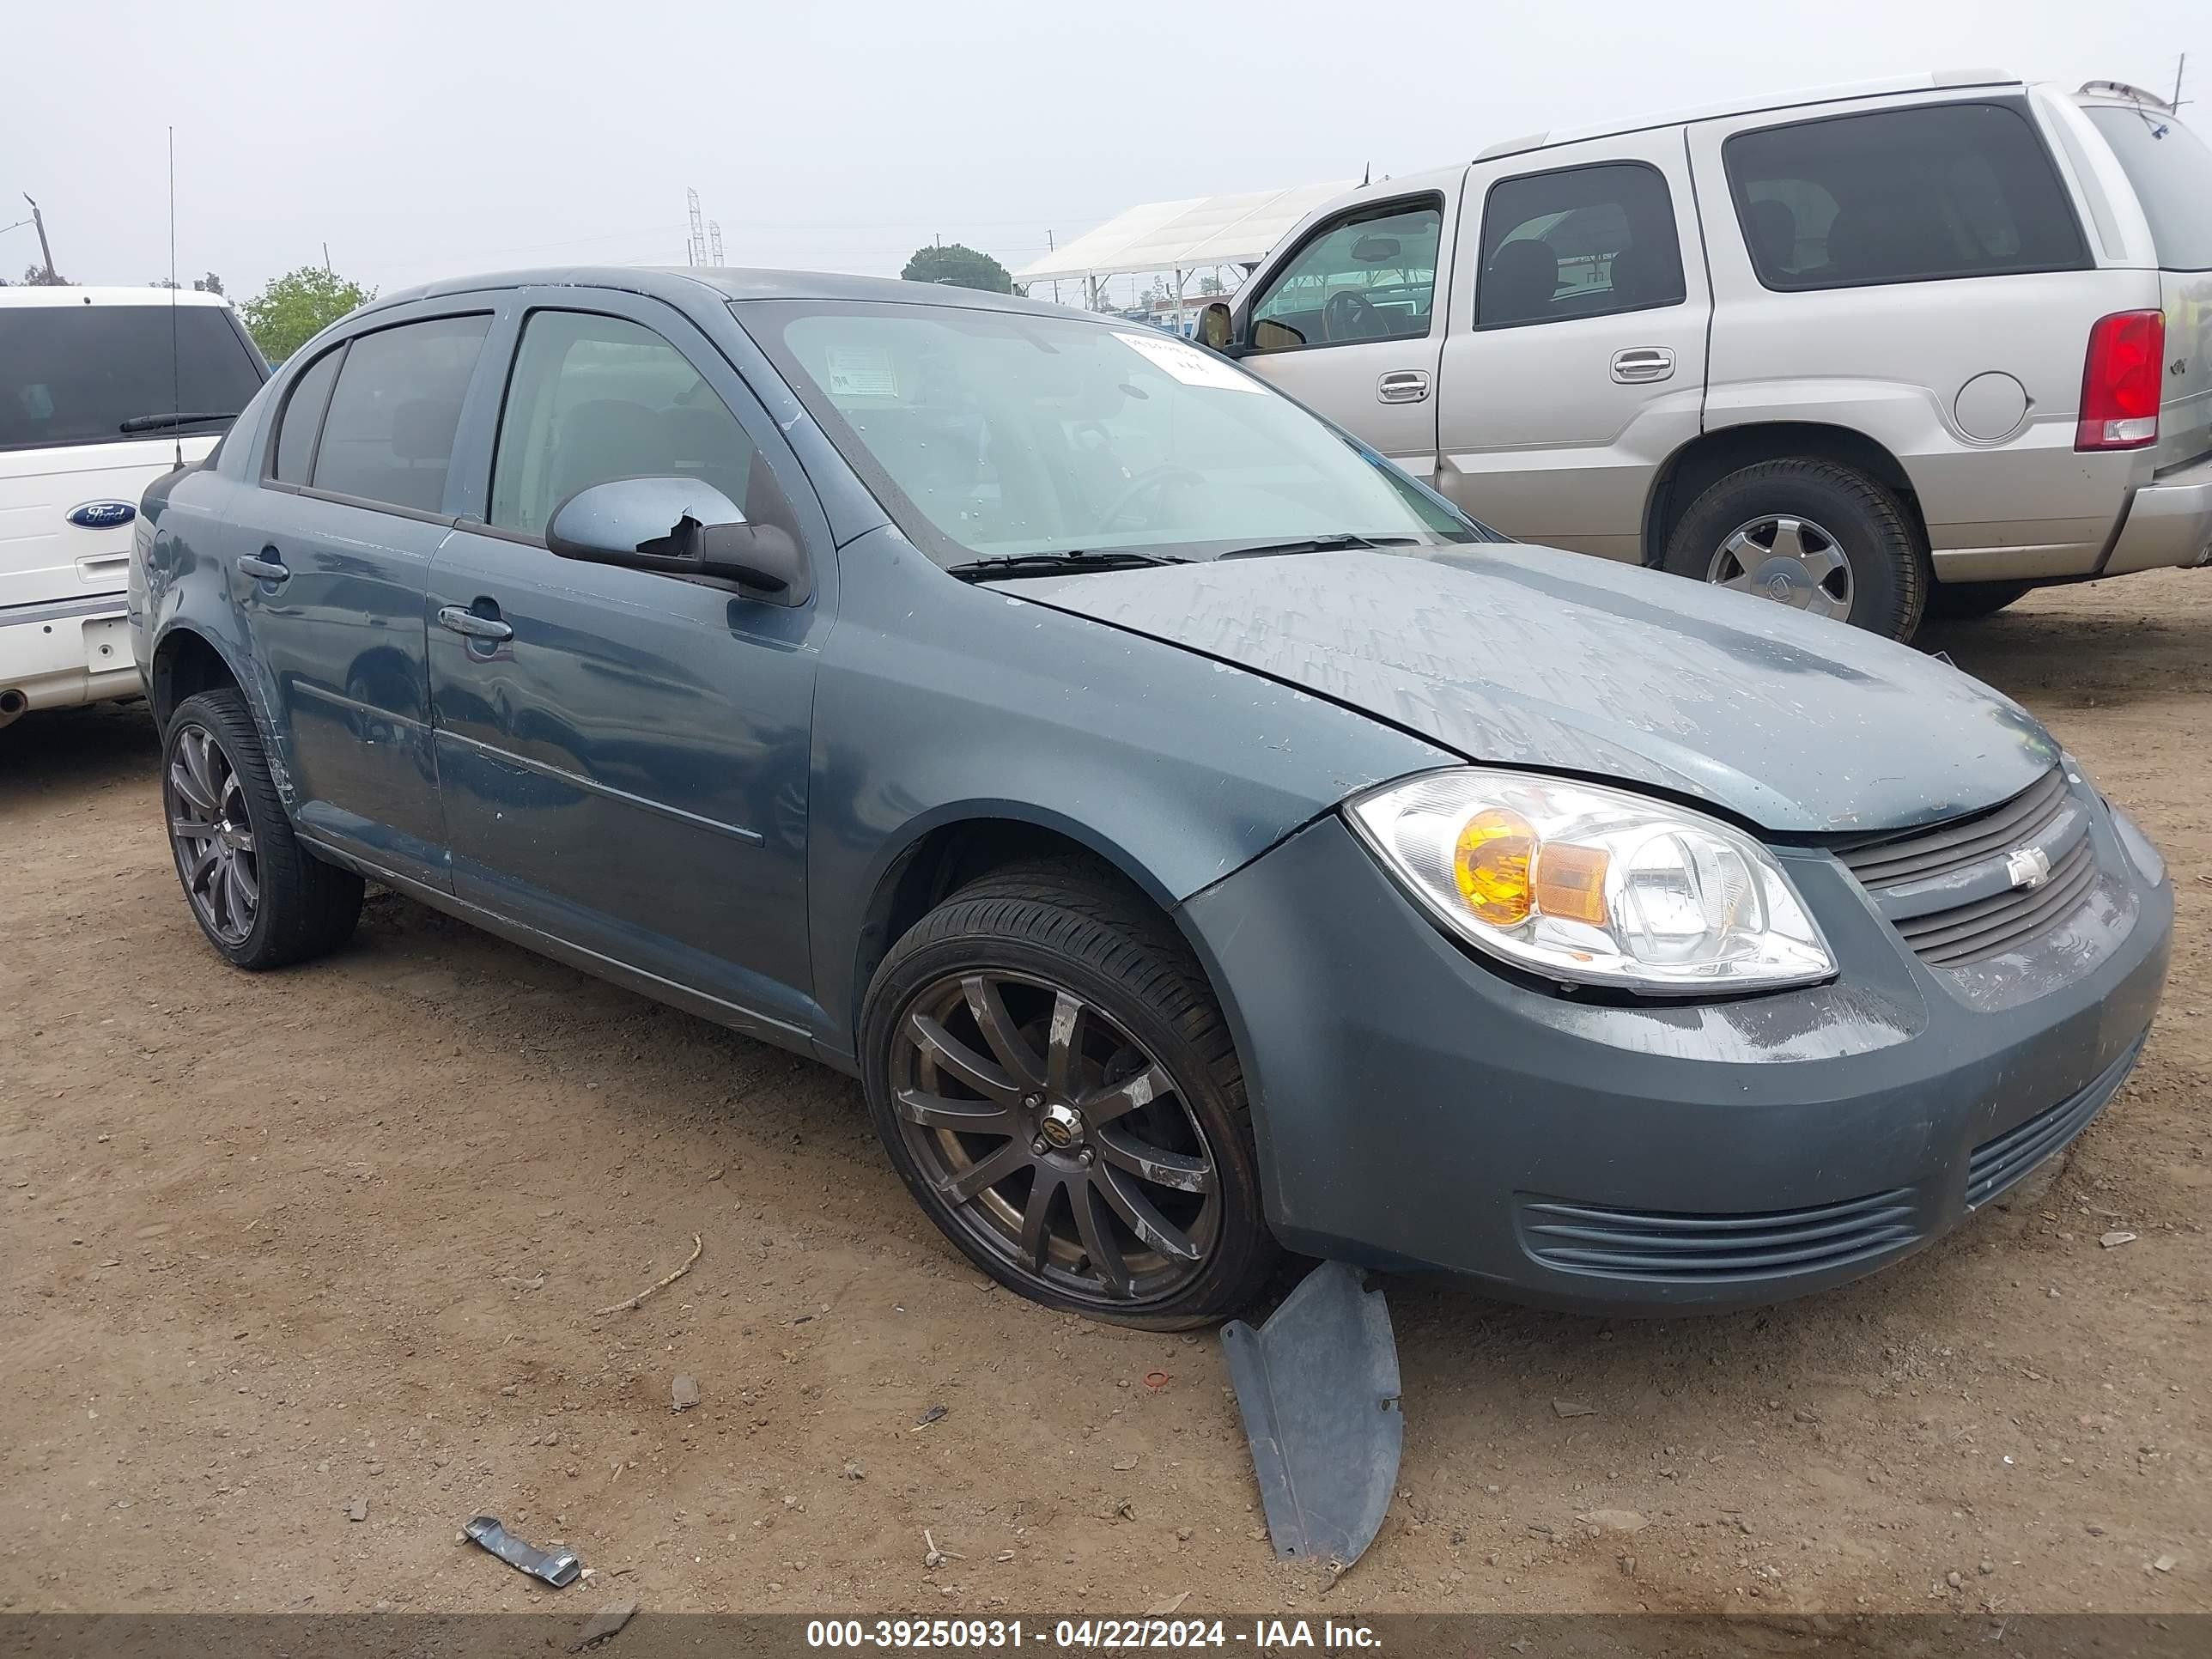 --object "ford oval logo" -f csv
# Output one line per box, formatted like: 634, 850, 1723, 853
67, 501, 137, 530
